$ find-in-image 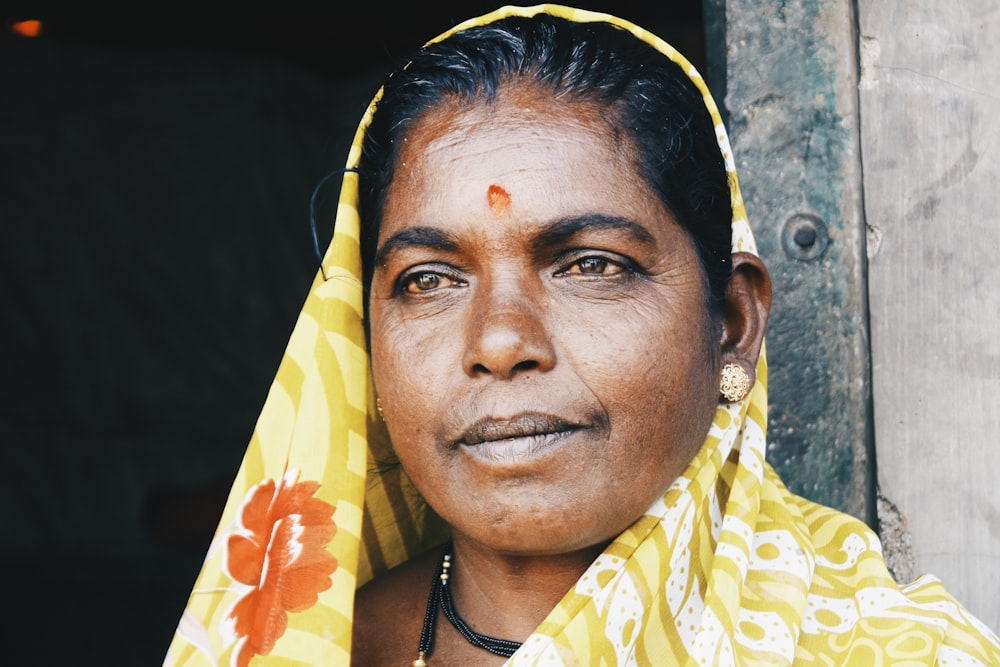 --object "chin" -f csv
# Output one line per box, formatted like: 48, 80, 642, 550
447, 501, 632, 558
